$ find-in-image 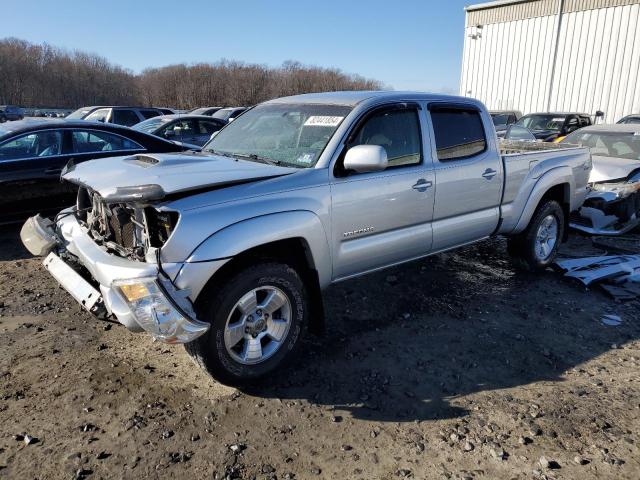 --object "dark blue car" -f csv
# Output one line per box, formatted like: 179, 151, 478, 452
0, 105, 24, 123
